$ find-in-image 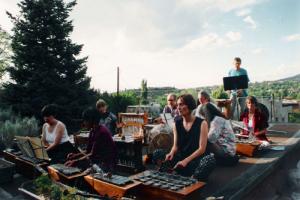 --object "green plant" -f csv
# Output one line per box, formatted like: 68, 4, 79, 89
0, 108, 39, 148
211, 86, 229, 99
288, 112, 300, 123
34, 175, 80, 200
